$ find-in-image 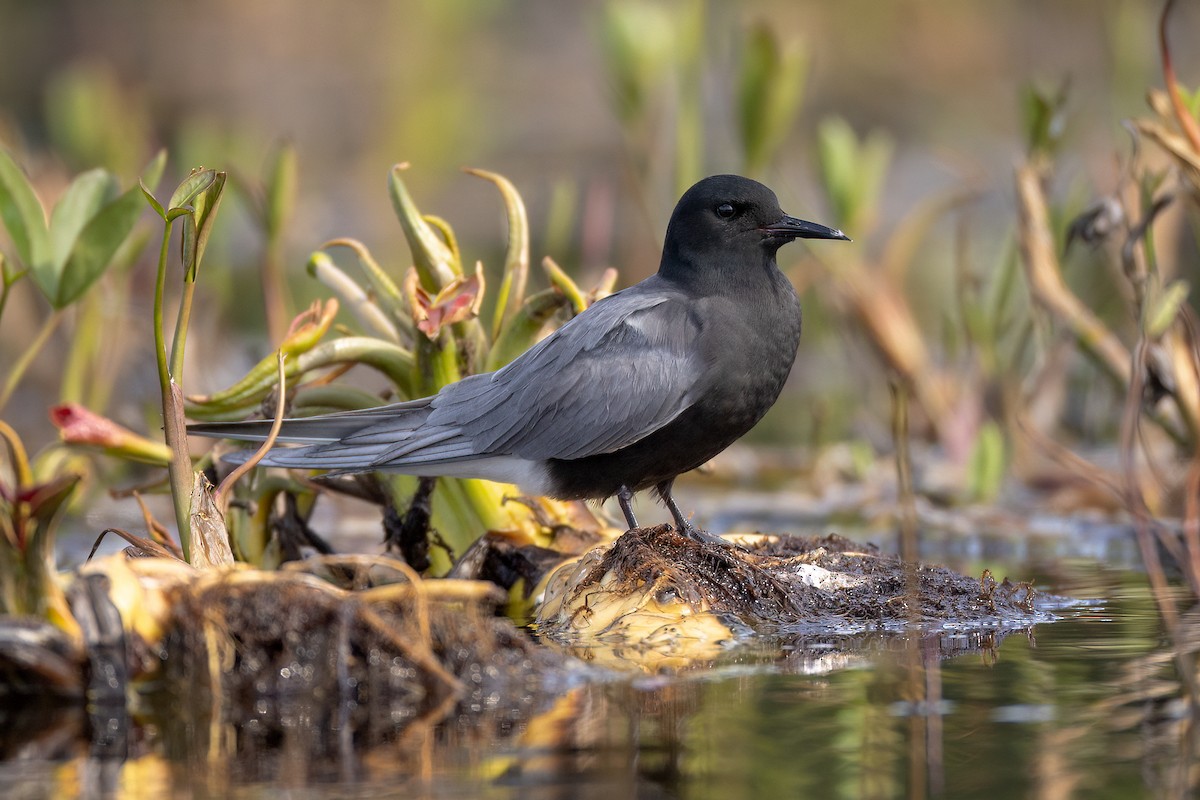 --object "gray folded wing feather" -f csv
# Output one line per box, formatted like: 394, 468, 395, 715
444, 287, 703, 461
192, 280, 705, 471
